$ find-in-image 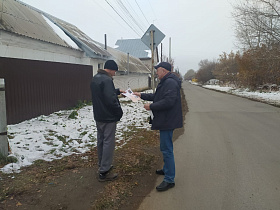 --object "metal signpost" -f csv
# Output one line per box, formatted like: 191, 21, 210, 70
141, 24, 165, 92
